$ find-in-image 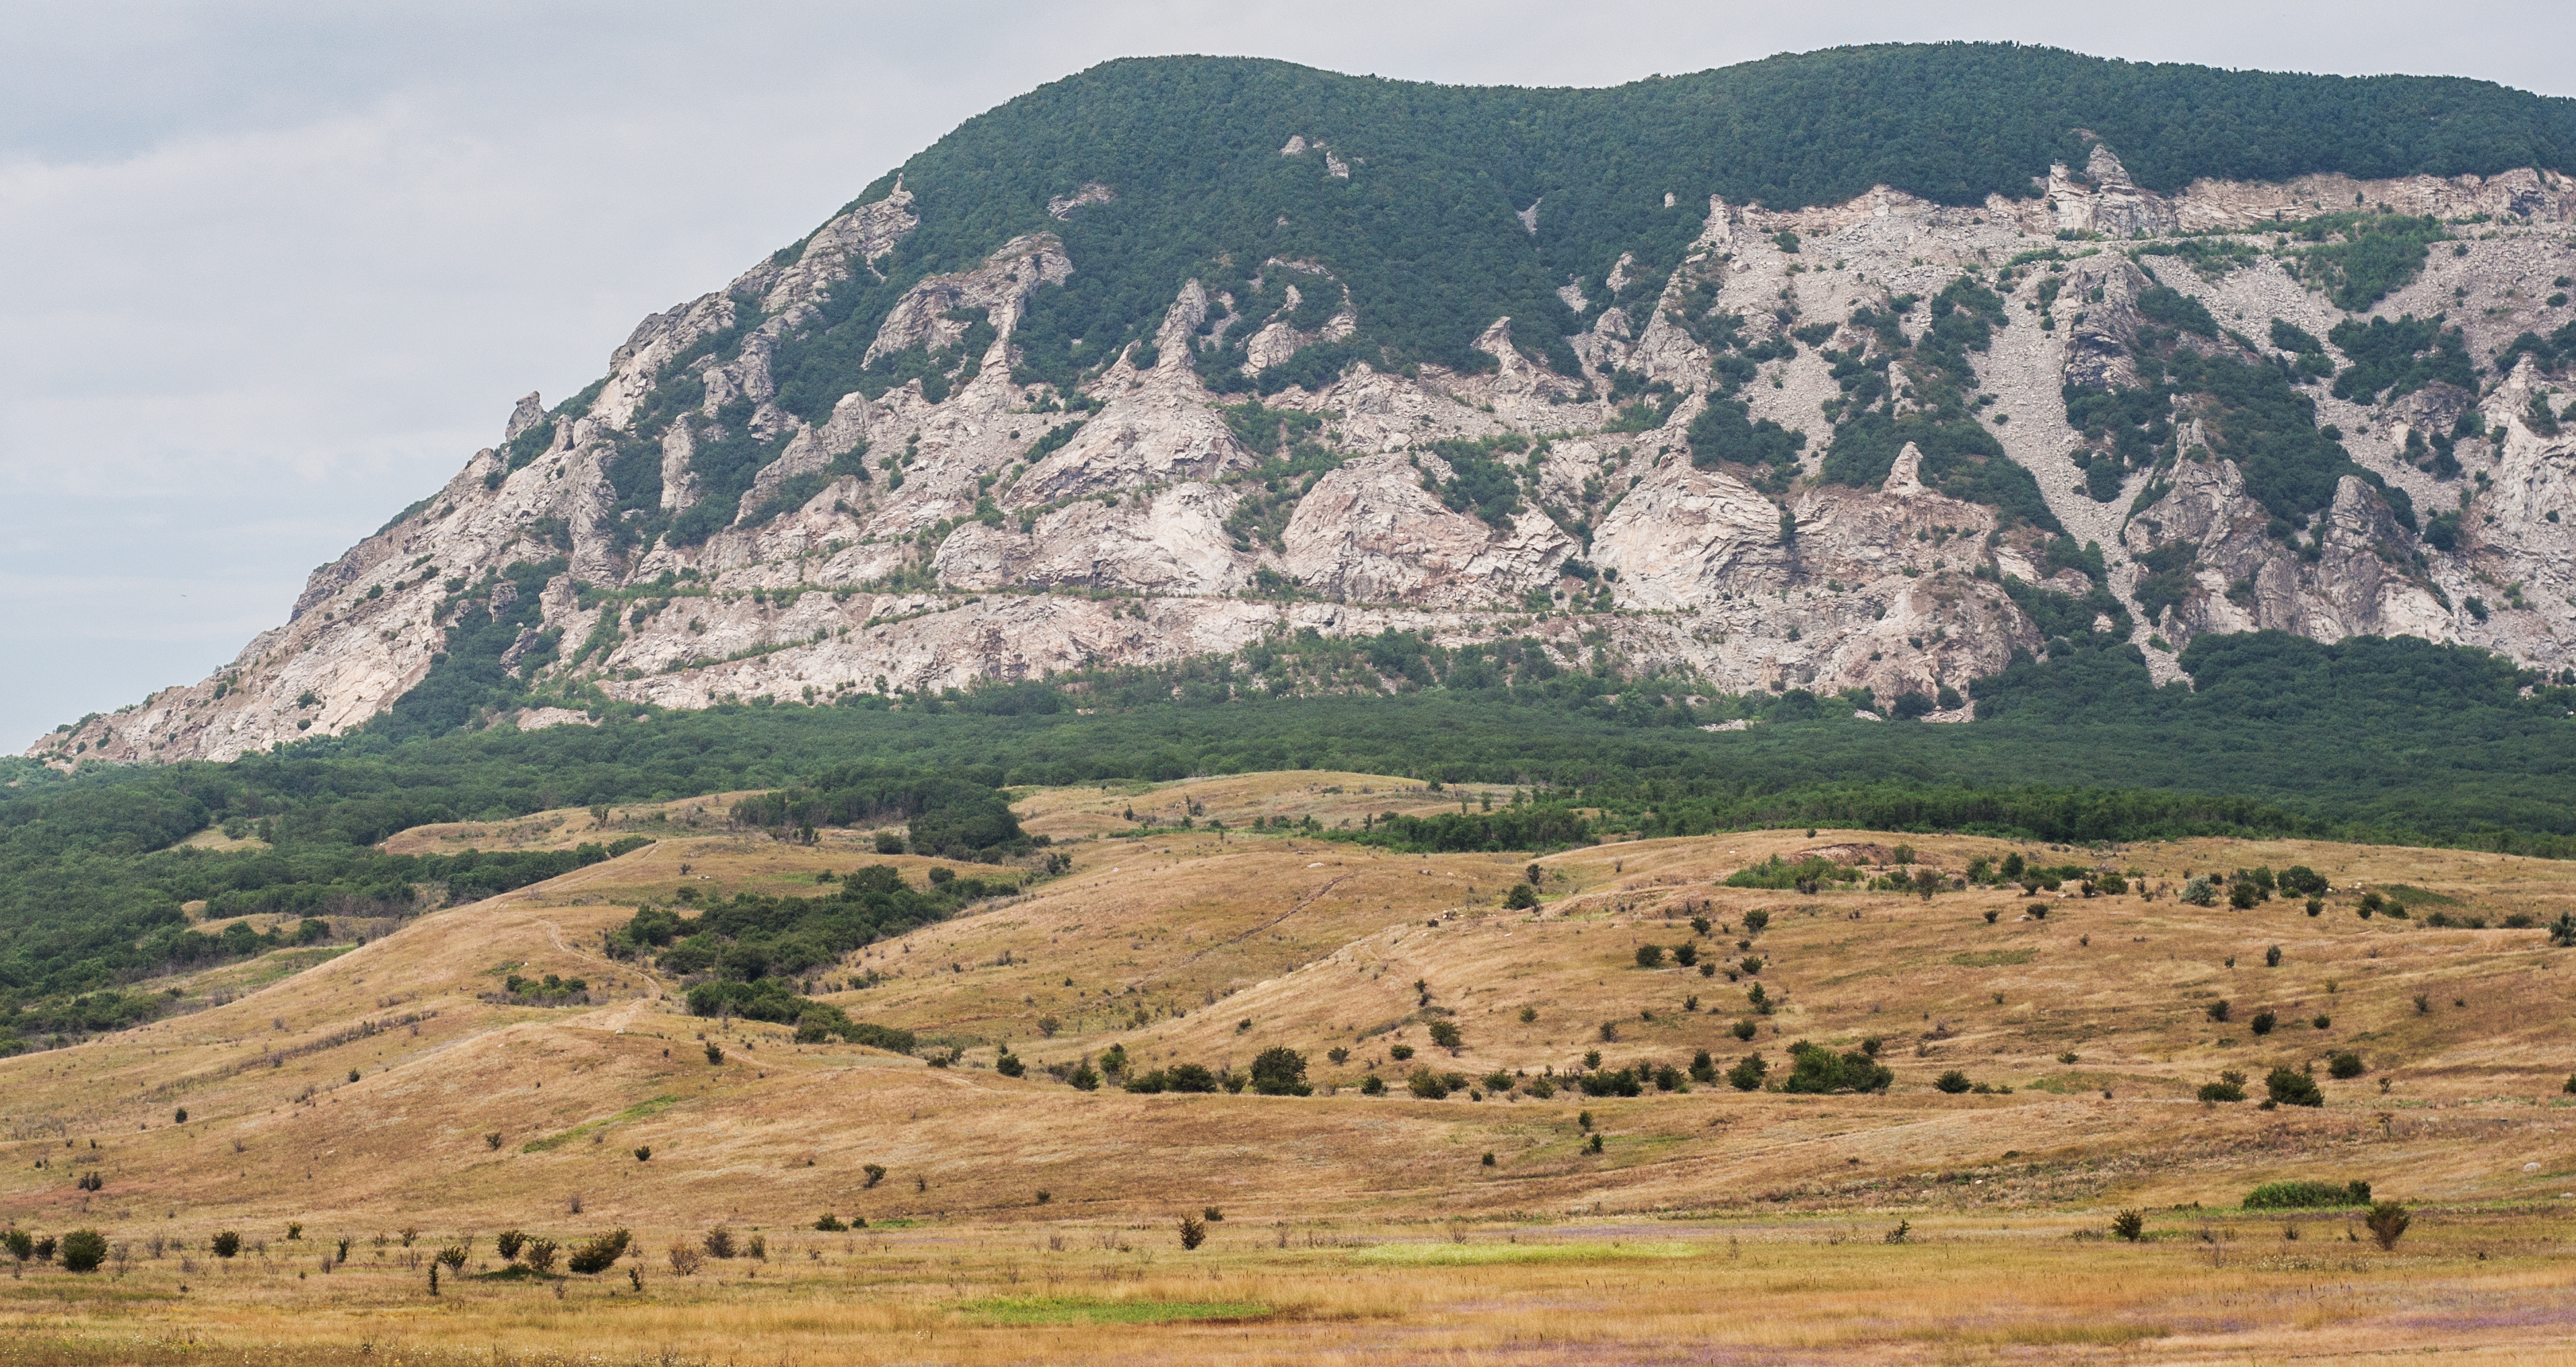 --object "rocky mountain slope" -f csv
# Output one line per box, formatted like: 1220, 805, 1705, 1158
32, 50, 2576, 764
